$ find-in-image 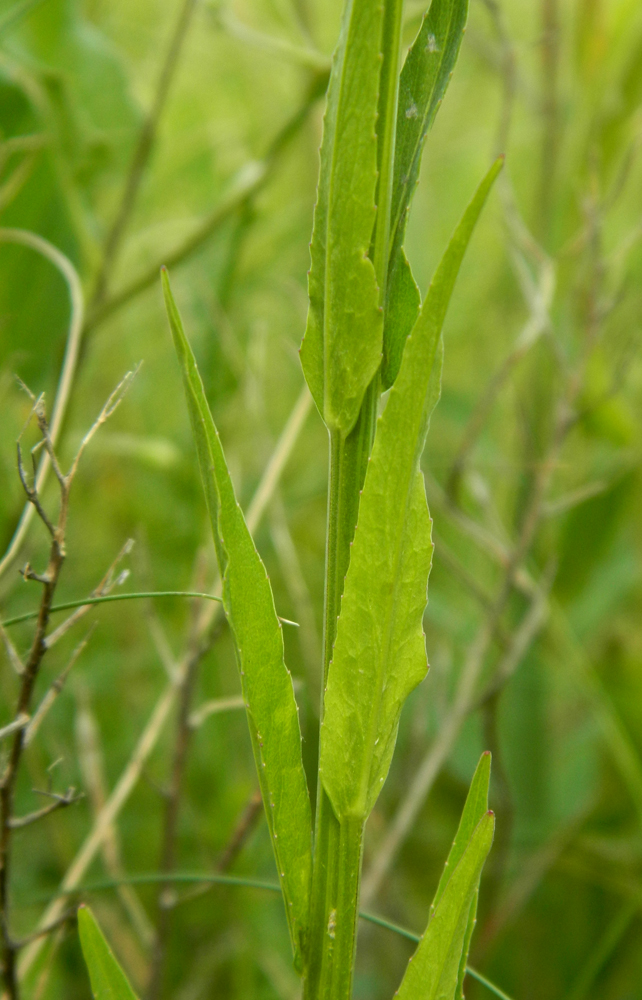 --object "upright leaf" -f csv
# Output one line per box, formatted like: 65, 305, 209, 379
432, 751, 491, 912
320, 160, 502, 822
383, 0, 469, 388
300, 0, 384, 436
394, 812, 495, 1000
163, 270, 312, 967
433, 752, 491, 1000
78, 905, 139, 1000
